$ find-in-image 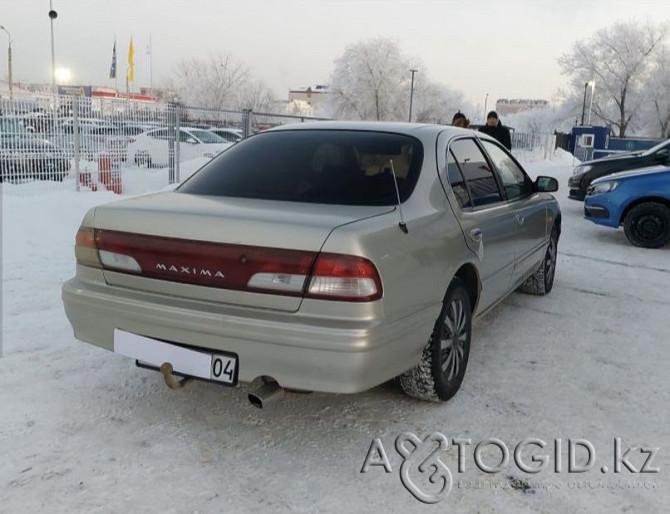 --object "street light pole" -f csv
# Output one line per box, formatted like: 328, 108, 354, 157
49, 2, 58, 107
484, 92, 489, 120
408, 68, 418, 122
0, 26, 12, 101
